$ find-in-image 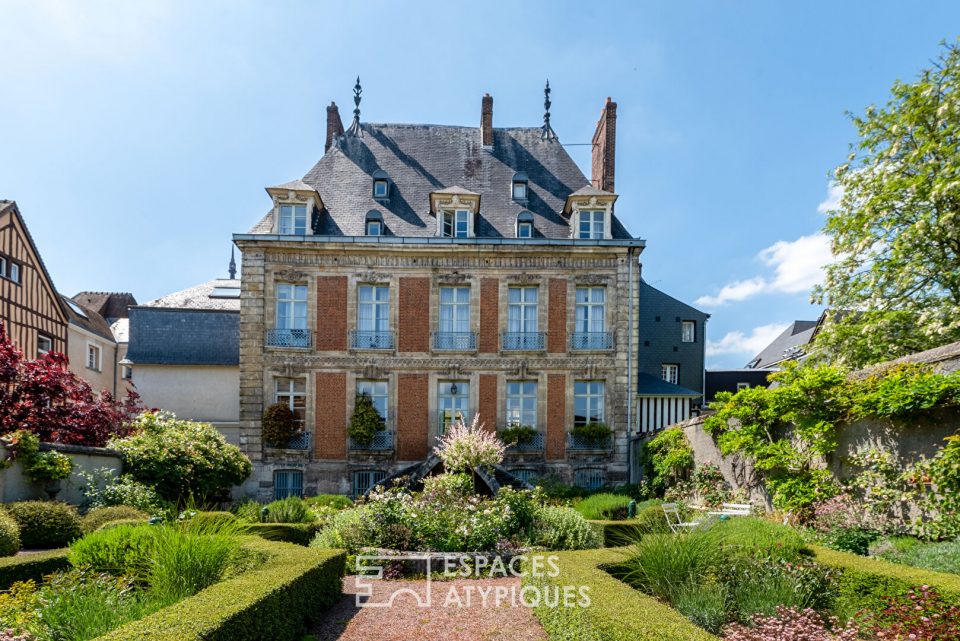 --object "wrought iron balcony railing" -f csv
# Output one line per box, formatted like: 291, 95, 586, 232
349, 430, 395, 451
567, 433, 612, 451
502, 431, 545, 452
349, 330, 395, 350
501, 331, 546, 351
265, 328, 312, 348
286, 431, 311, 450
570, 331, 614, 351
432, 331, 477, 351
